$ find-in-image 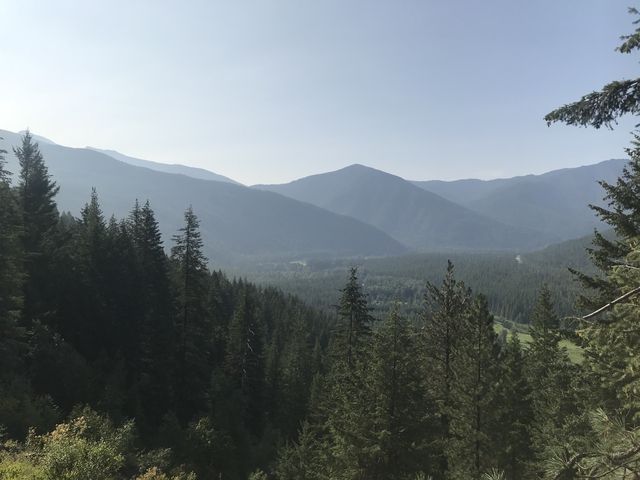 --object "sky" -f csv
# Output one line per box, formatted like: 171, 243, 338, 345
0, 1, 638, 185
